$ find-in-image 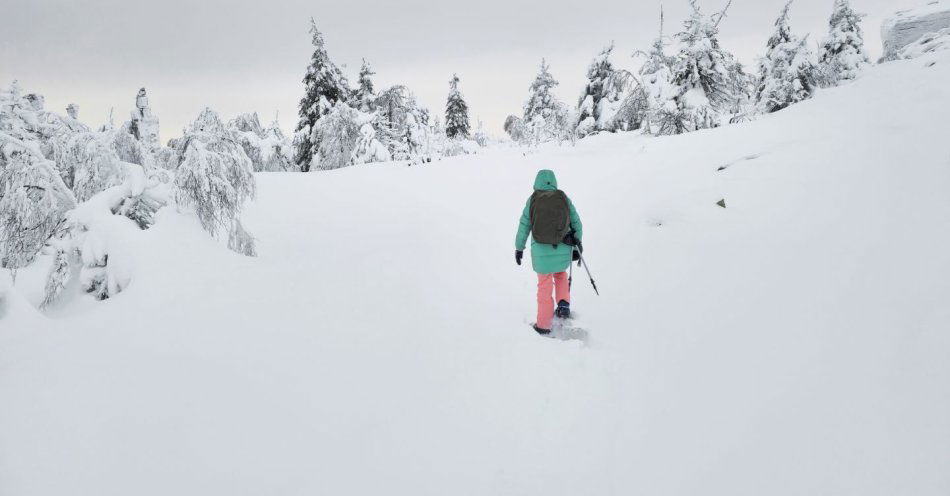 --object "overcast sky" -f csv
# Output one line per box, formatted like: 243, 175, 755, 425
0, 0, 921, 139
